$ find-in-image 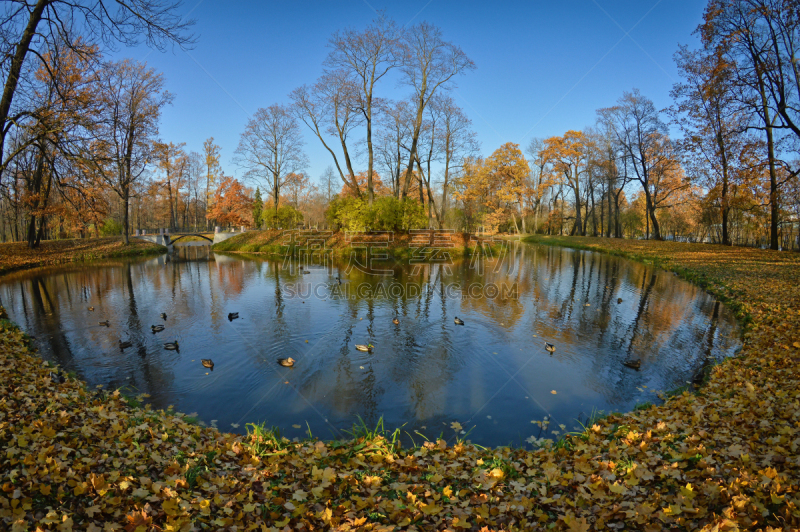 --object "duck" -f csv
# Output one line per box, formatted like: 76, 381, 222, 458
49, 371, 66, 384
392, 318, 400, 325
277, 357, 295, 367
545, 342, 556, 353
164, 341, 179, 351
617, 298, 623, 304
119, 340, 133, 349
151, 324, 165, 333
454, 317, 465, 325
160, 313, 167, 320
99, 320, 110, 327
228, 312, 239, 321
201, 359, 214, 370
623, 359, 641, 370
88, 306, 95, 311
355, 344, 374, 352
